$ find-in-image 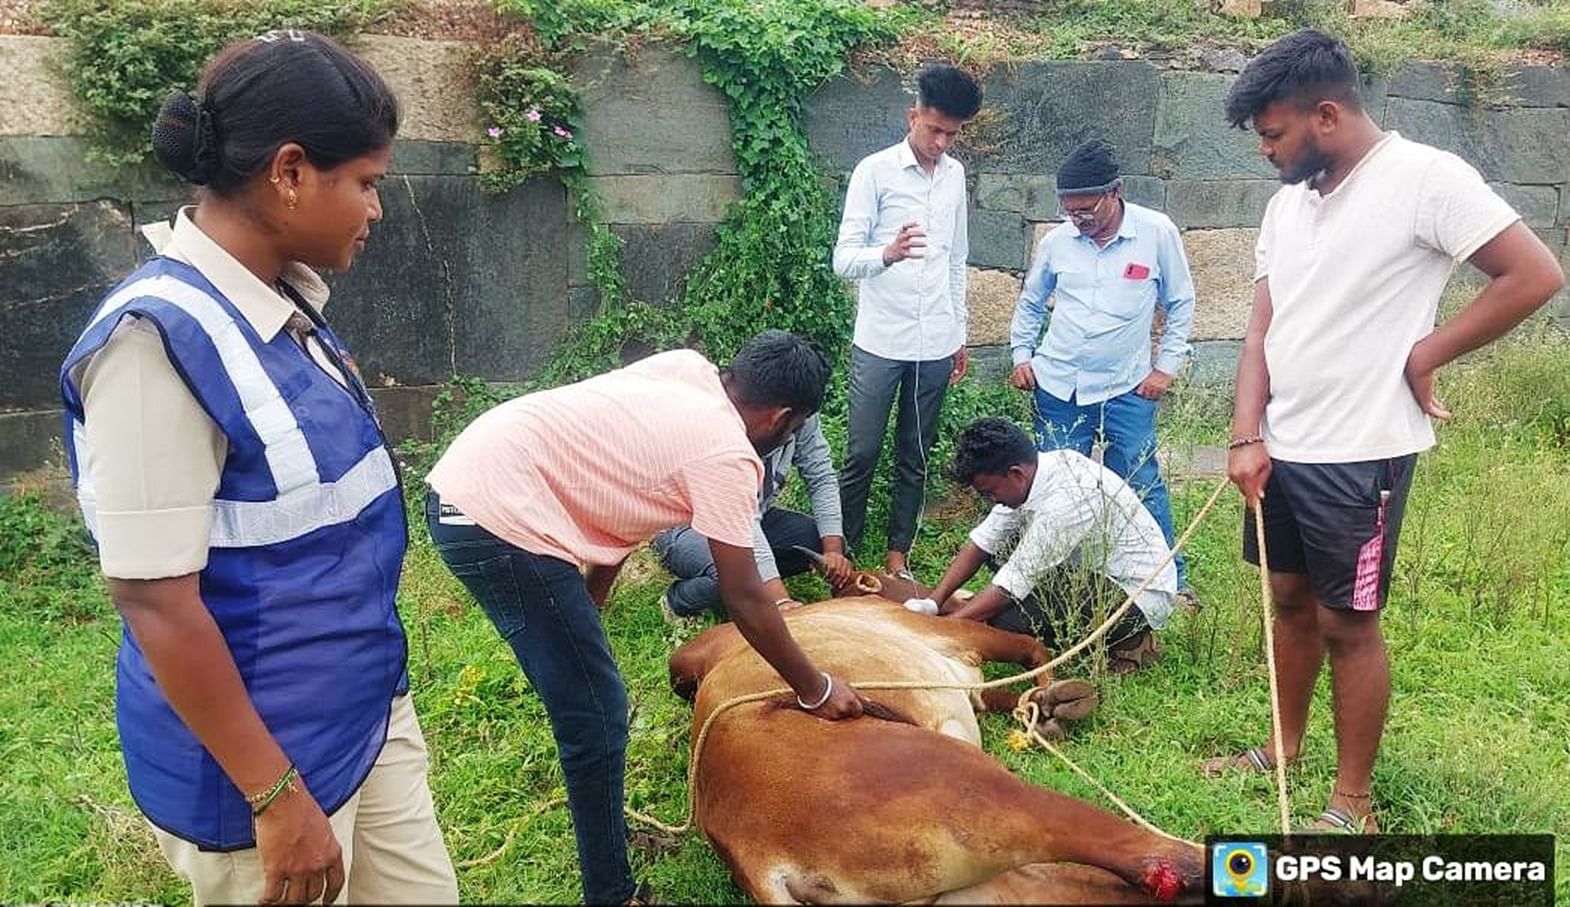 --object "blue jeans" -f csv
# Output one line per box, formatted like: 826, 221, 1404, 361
424, 492, 633, 905
1033, 388, 1187, 588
